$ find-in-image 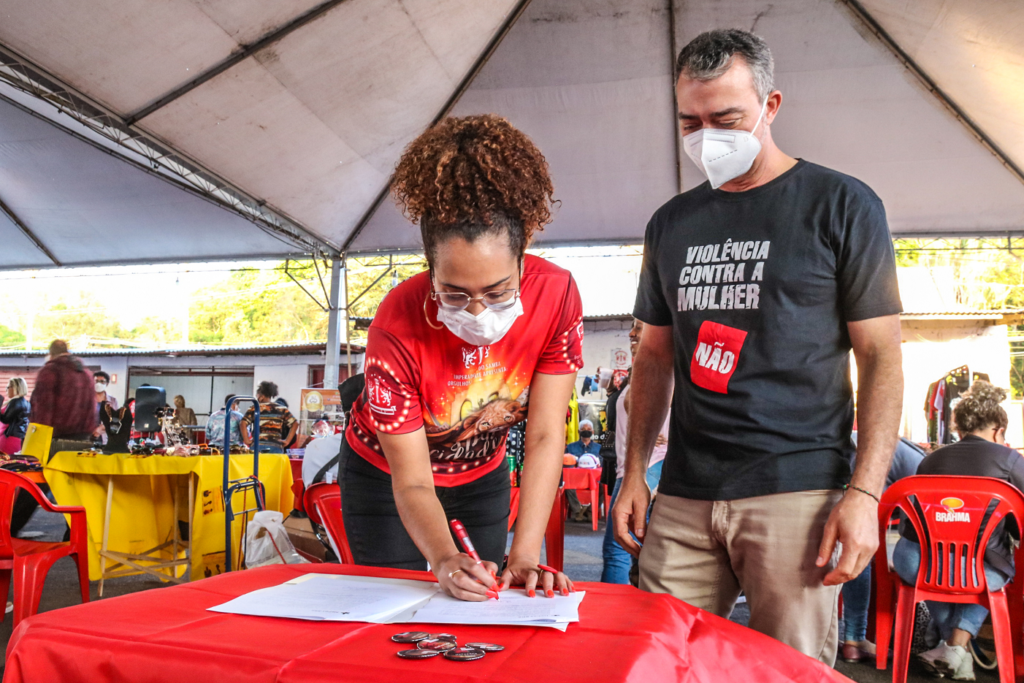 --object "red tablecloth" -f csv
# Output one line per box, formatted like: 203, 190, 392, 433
562, 467, 601, 530
5, 564, 850, 683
